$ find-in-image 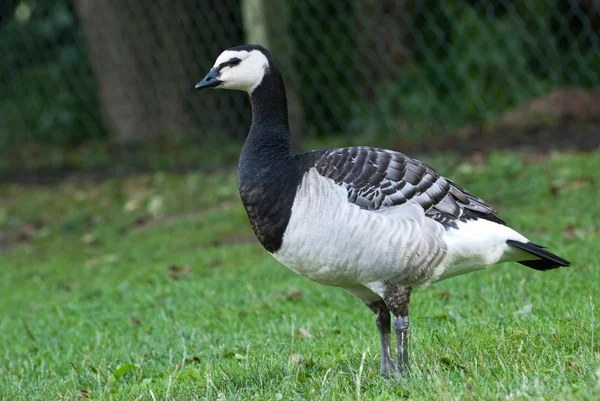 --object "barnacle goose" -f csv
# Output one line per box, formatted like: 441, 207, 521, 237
195, 45, 570, 376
